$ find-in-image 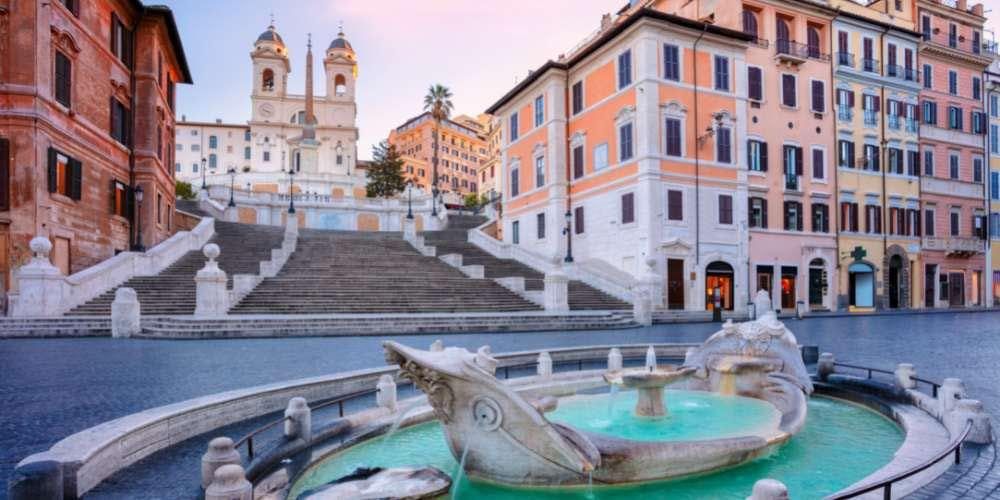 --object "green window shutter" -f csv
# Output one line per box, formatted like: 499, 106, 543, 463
69, 158, 83, 200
